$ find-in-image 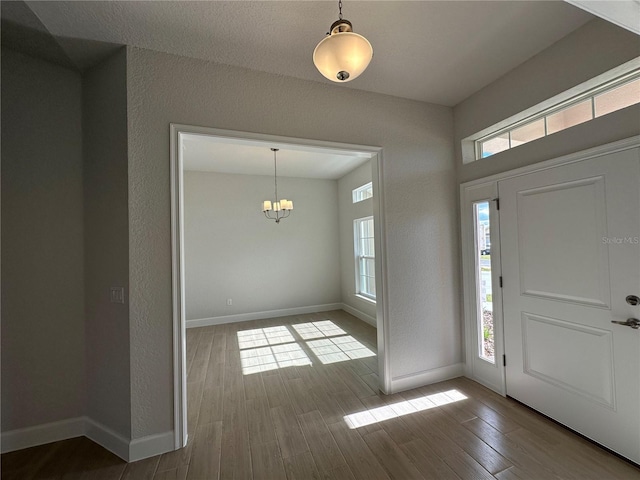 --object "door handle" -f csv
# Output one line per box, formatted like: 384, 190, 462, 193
611, 318, 640, 329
